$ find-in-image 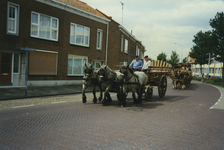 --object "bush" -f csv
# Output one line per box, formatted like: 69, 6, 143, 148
193, 76, 201, 81
214, 77, 222, 82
